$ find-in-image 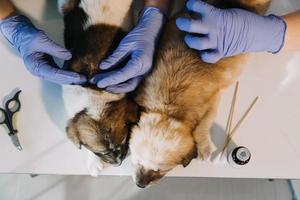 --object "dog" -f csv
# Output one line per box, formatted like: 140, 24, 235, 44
58, 0, 138, 171
129, 0, 271, 188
